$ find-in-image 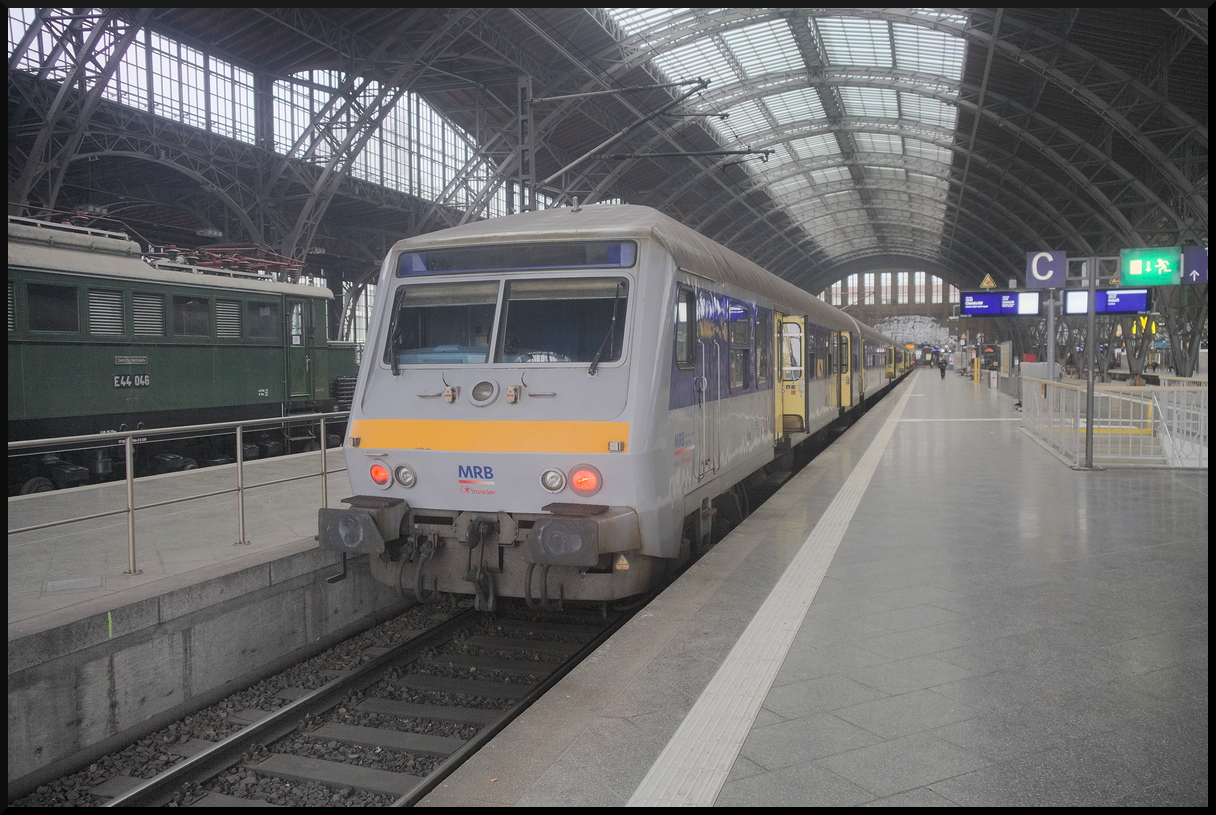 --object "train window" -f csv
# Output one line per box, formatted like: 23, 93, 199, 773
781, 322, 802, 381
289, 302, 304, 345
728, 302, 750, 391
387, 280, 499, 365
216, 300, 242, 338
133, 292, 165, 336
28, 283, 79, 332
246, 301, 278, 338
756, 310, 770, 387
674, 287, 695, 369
806, 326, 817, 380
173, 296, 210, 336
498, 277, 628, 364
88, 289, 124, 335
